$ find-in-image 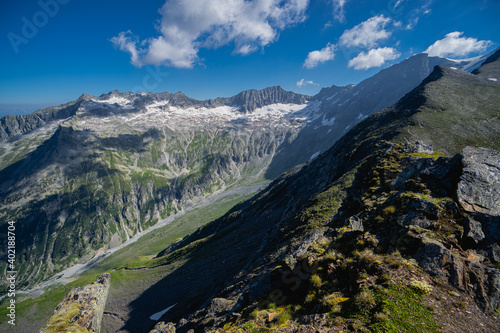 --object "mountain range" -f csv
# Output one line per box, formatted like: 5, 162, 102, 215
0, 49, 500, 332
